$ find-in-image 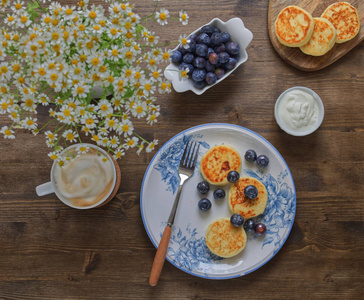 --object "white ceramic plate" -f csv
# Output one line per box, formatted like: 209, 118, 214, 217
164, 18, 253, 95
141, 124, 296, 279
